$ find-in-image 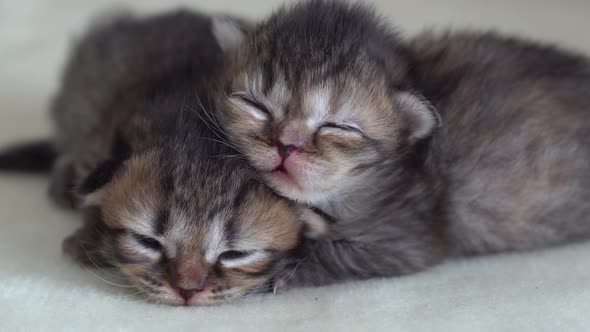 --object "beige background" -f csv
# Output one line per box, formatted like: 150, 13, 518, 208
1, 1, 590, 331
